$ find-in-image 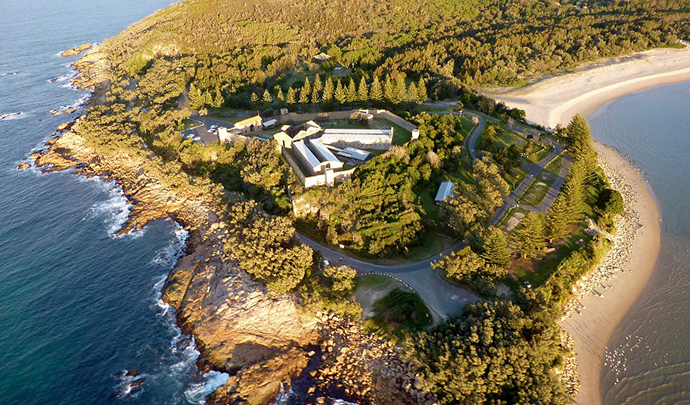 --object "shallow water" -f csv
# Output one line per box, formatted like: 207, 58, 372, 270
589, 81, 690, 403
0, 1, 228, 403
